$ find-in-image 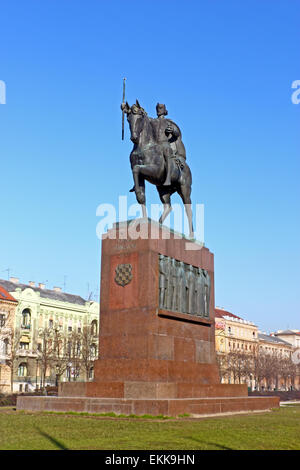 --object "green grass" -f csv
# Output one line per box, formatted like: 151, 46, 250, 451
0, 406, 300, 450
